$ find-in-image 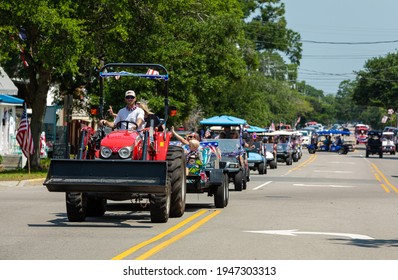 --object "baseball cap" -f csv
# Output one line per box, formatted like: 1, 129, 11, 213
125, 90, 136, 98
